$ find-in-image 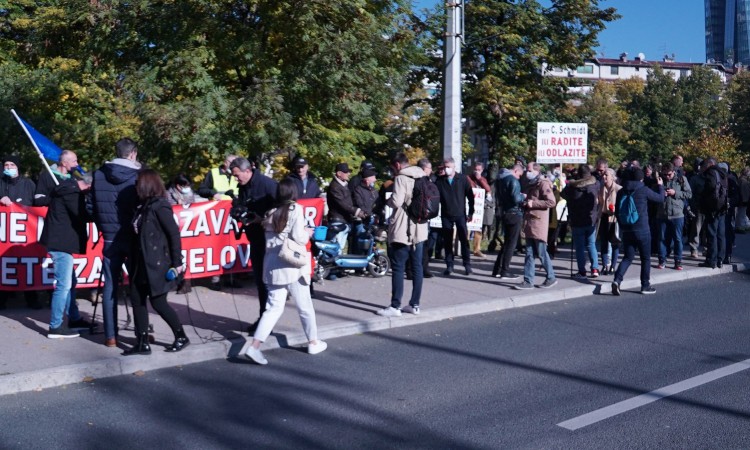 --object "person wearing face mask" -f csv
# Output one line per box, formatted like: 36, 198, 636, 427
435, 157, 475, 276
0, 154, 42, 310
351, 168, 379, 255
91, 138, 142, 347
514, 162, 557, 289
167, 173, 200, 206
